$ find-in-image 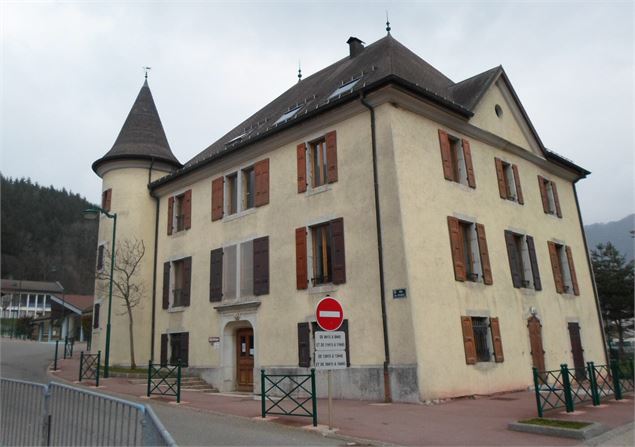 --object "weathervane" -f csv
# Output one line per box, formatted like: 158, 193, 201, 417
386, 11, 391, 35
298, 60, 302, 83
142, 66, 152, 79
